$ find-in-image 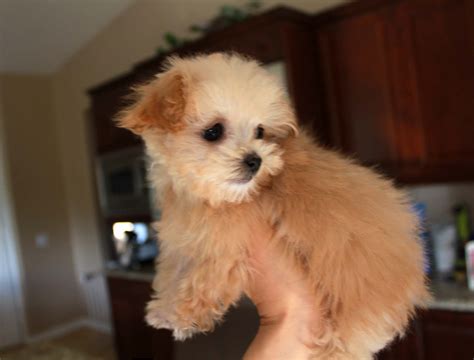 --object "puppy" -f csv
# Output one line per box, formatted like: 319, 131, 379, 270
117, 53, 429, 359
